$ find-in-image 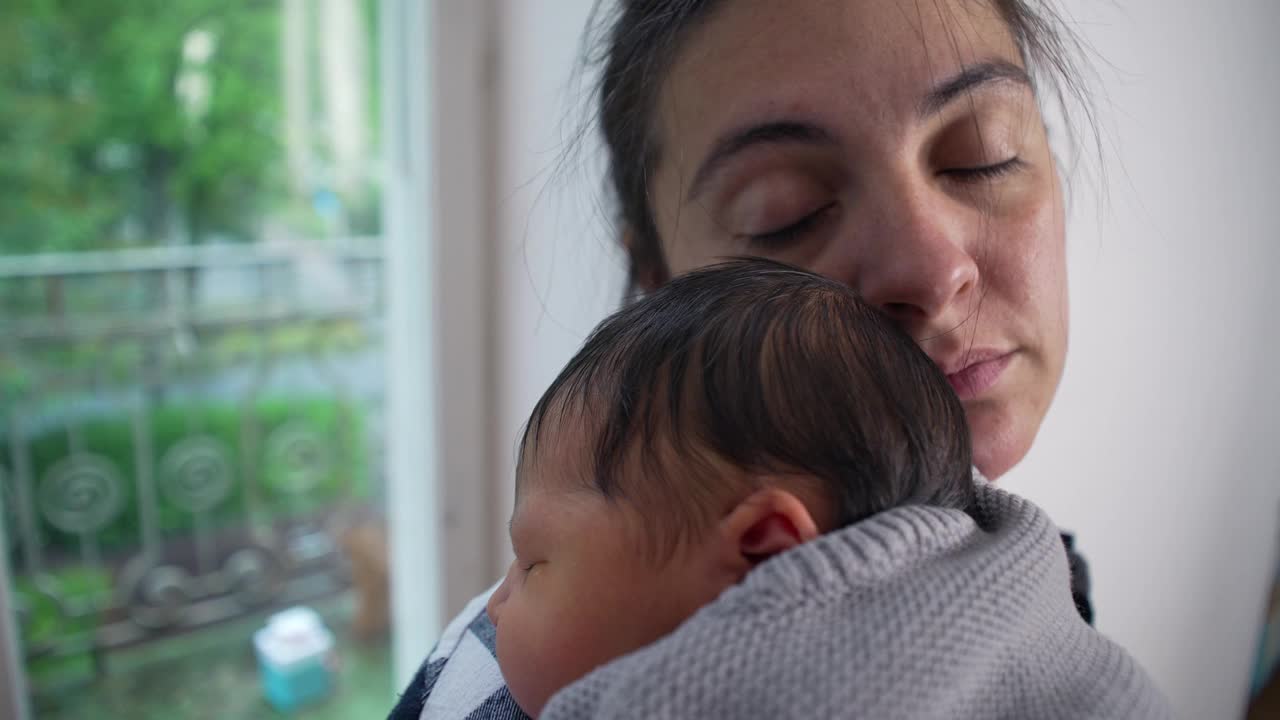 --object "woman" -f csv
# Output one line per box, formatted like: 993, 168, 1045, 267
391, 0, 1097, 717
